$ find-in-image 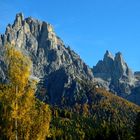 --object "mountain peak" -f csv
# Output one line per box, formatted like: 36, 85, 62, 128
0, 13, 94, 105
13, 13, 24, 28
16, 13, 24, 20
115, 52, 128, 68
116, 51, 122, 56
104, 50, 114, 60
115, 52, 123, 60
93, 50, 135, 96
